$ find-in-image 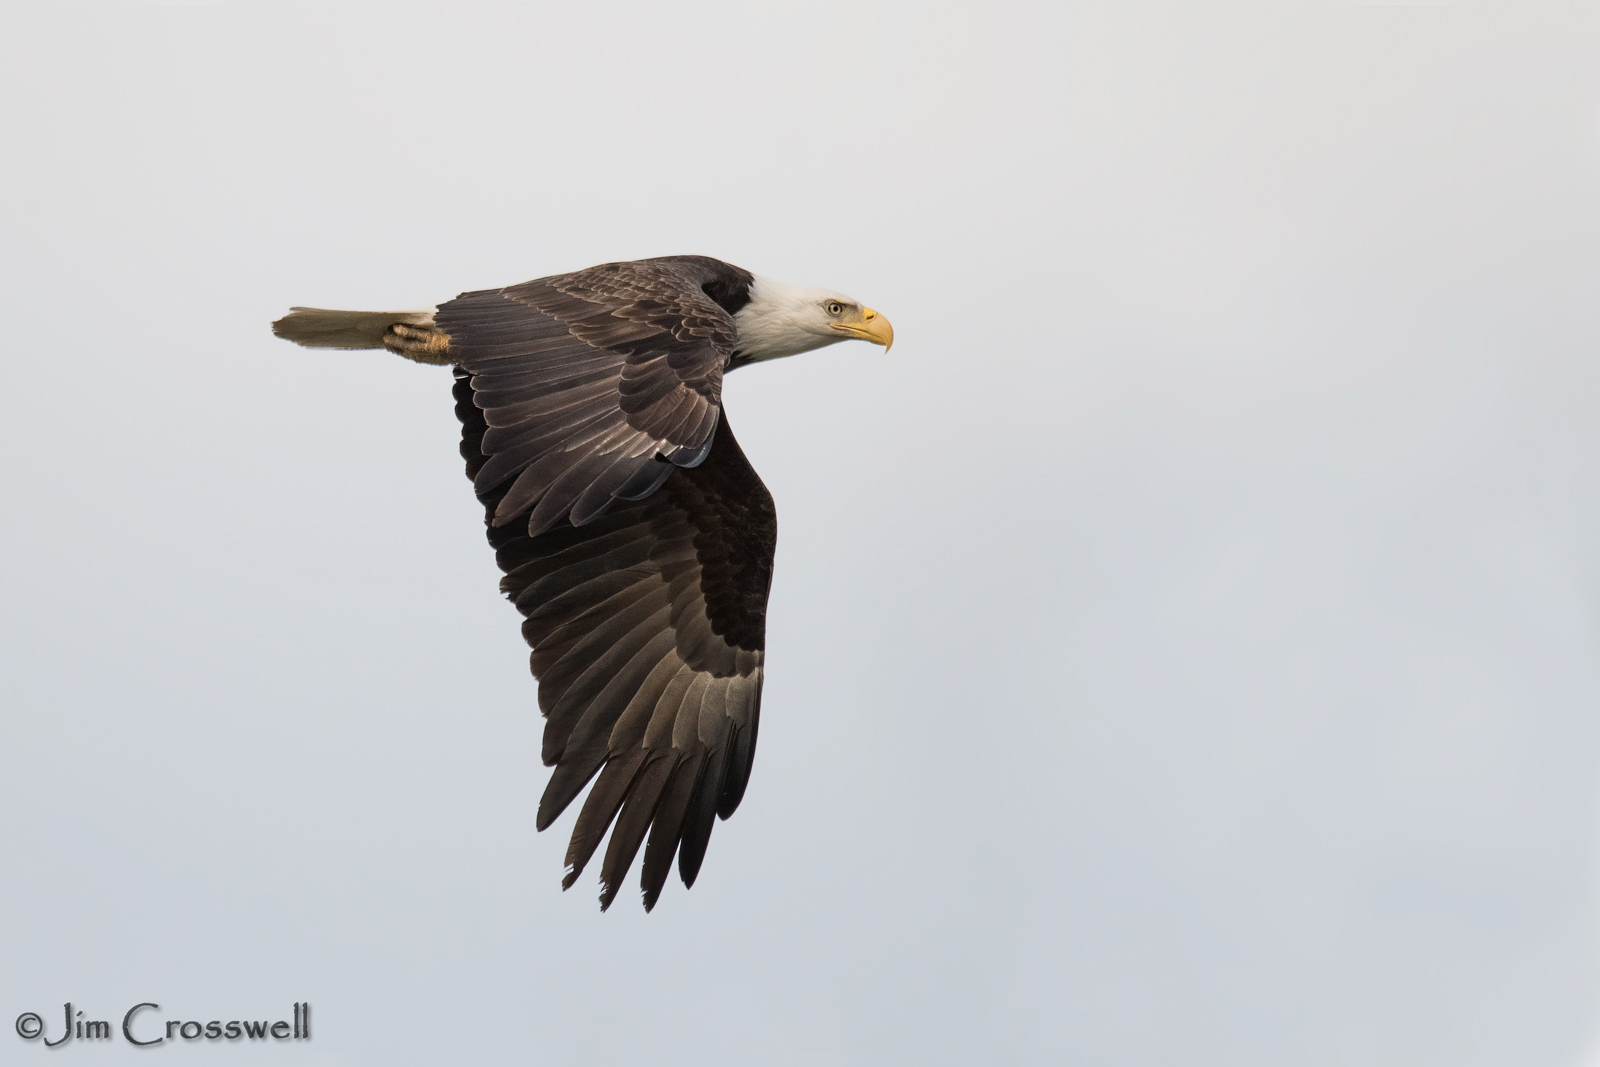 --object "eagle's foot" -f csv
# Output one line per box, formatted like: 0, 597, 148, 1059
383, 322, 454, 365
